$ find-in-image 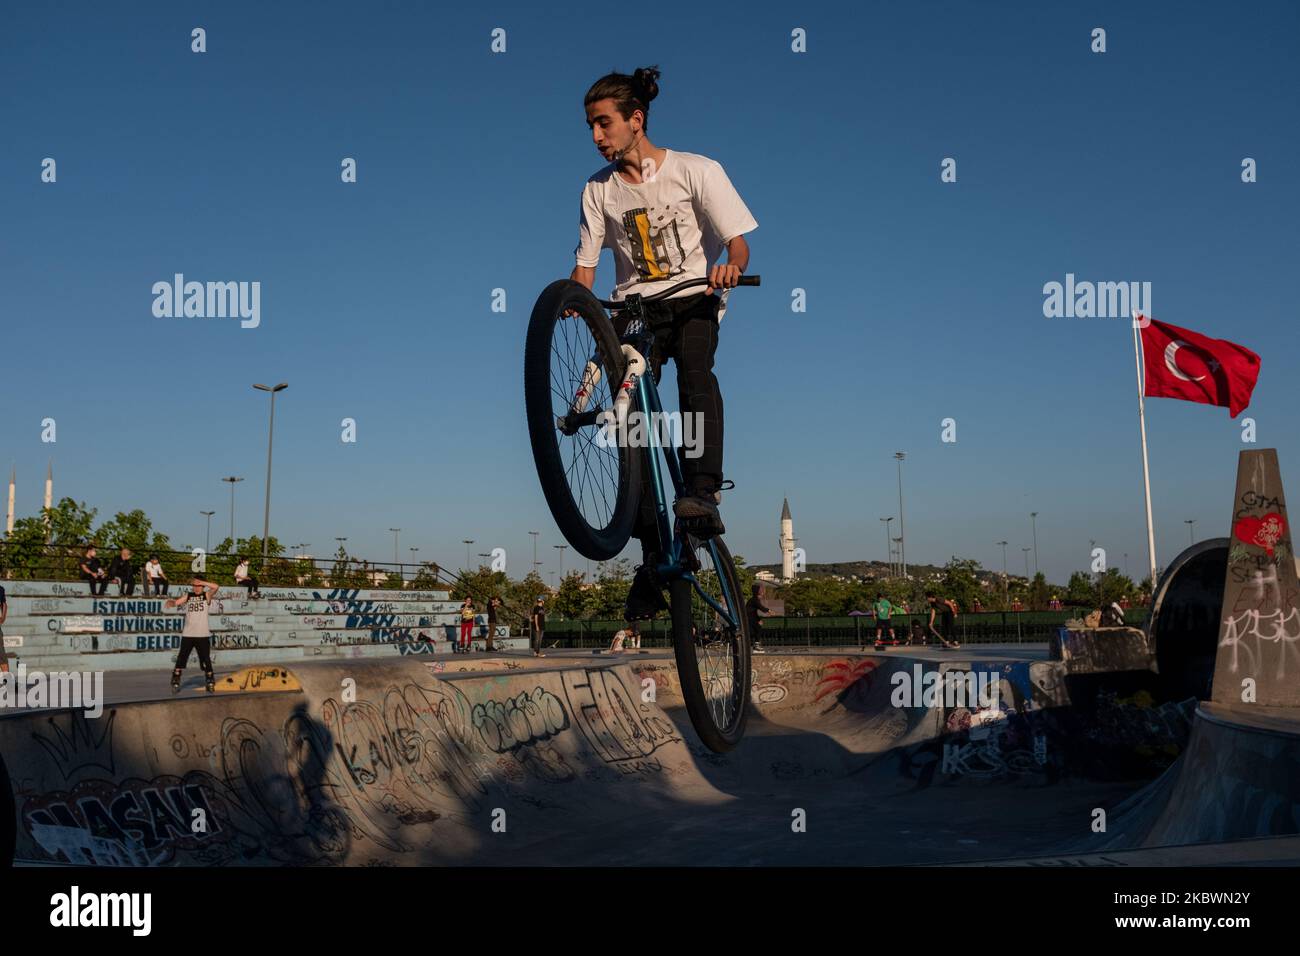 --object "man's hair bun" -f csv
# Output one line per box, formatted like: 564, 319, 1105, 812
633, 66, 661, 102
